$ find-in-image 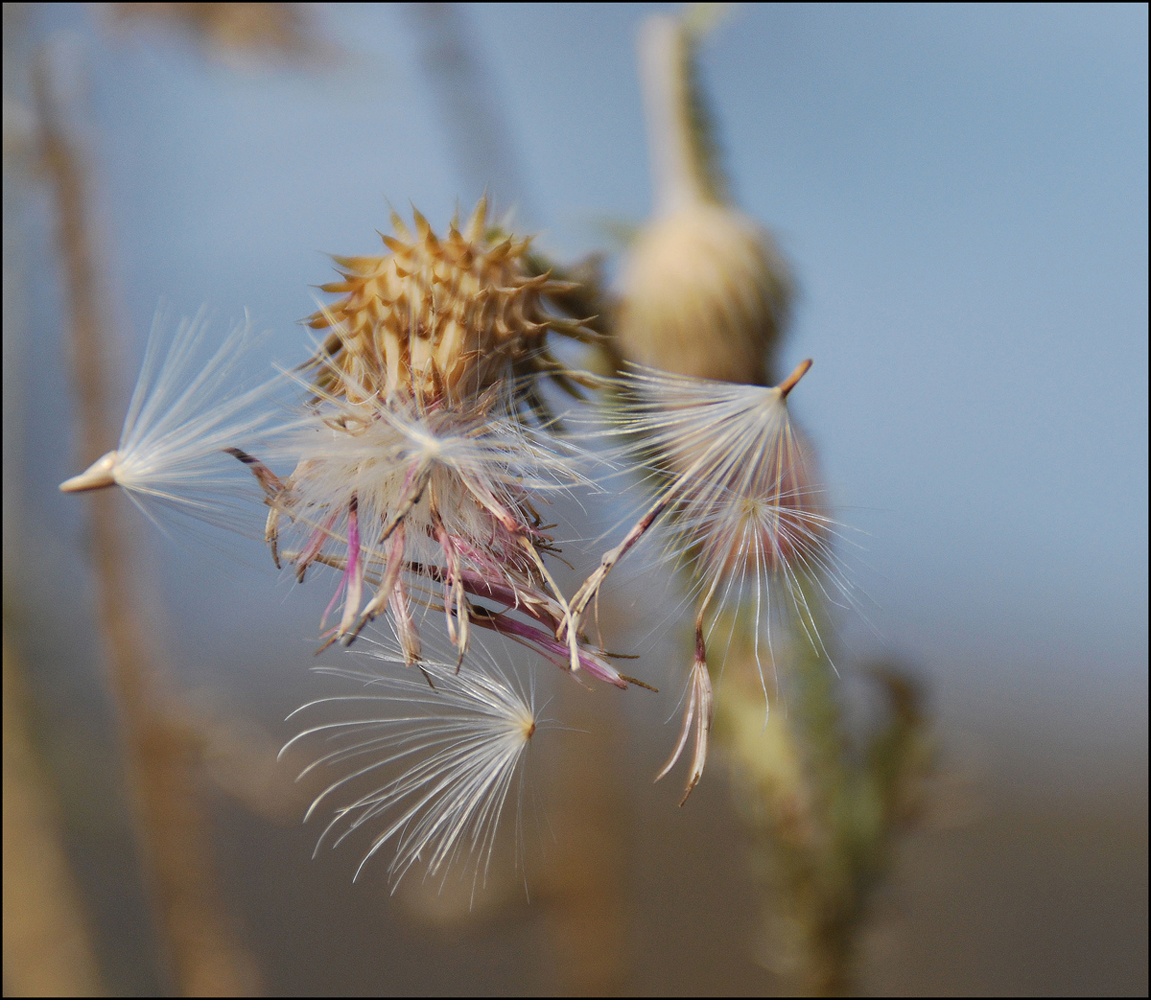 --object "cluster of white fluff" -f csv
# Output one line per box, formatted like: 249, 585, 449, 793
605, 364, 849, 652
61, 303, 836, 885
266, 356, 596, 652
